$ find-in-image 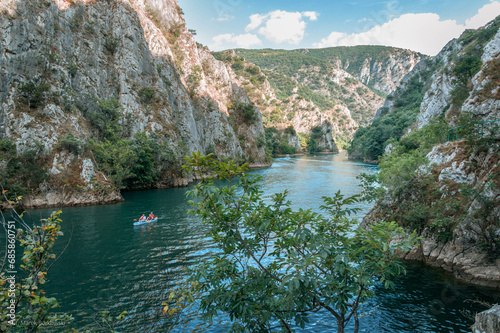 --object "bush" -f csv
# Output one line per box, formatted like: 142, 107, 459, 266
265, 127, 297, 155
450, 55, 482, 108
90, 138, 135, 189
245, 65, 260, 75
128, 132, 161, 185
19, 82, 50, 108
231, 103, 256, 124
231, 60, 244, 71
284, 125, 296, 136
104, 35, 119, 55
454, 112, 500, 153
378, 119, 448, 190
68, 63, 78, 76
59, 132, 83, 154
453, 55, 482, 85
306, 126, 324, 153
86, 98, 123, 140
90, 132, 175, 189
0, 140, 49, 198
138, 87, 155, 104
